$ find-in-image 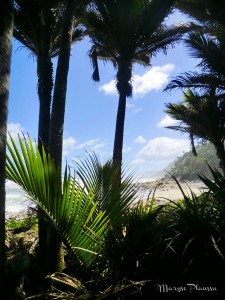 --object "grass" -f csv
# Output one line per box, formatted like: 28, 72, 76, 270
6, 215, 38, 232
